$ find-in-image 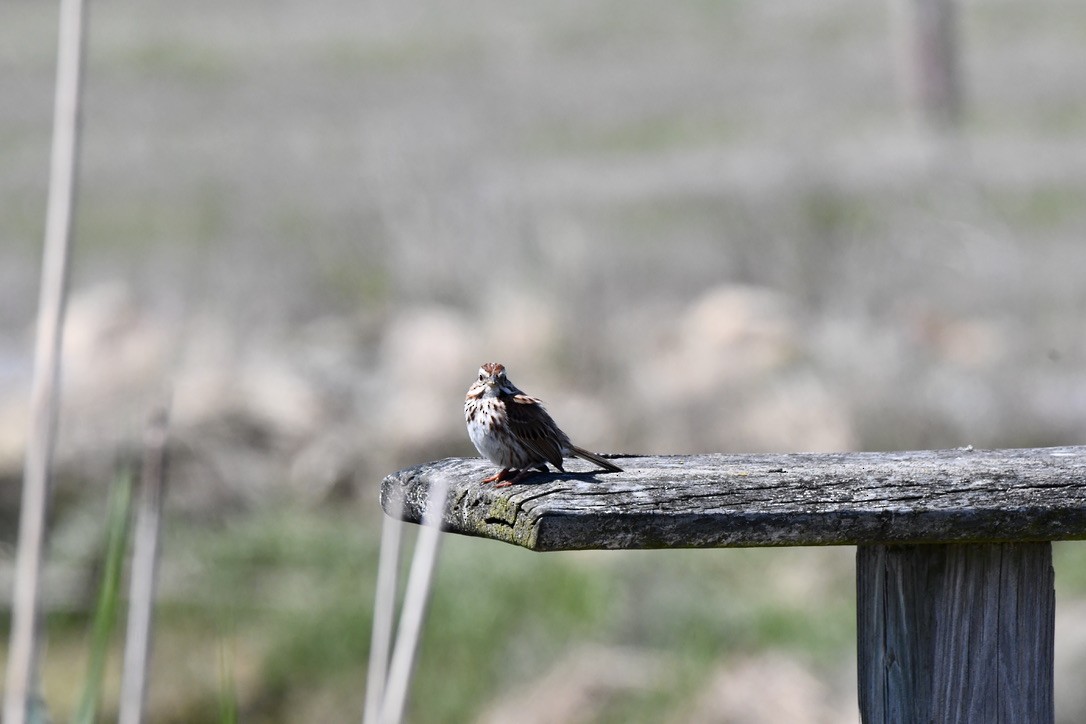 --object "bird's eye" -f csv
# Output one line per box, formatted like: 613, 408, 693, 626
478, 373, 485, 381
